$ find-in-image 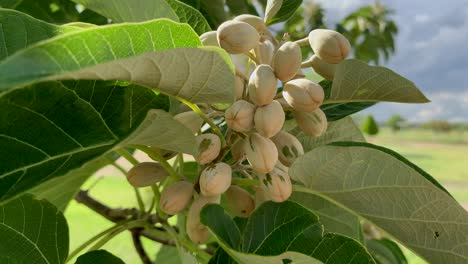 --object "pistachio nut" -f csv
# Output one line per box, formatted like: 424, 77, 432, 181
271, 131, 304, 166
225, 185, 255, 217
235, 75, 245, 99
174, 111, 204, 134
244, 133, 278, 173
127, 162, 168, 187
231, 138, 246, 161
217, 20, 260, 54
159, 181, 194, 215
150, 147, 177, 160
257, 40, 275, 65
272, 41, 302, 82
248, 64, 277, 106
294, 108, 328, 137
282, 78, 324, 112
308, 29, 351, 64
199, 31, 219, 47
199, 162, 232, 197
186, 195, 221, 244
254, 100, 285, 138
304, 55, 337, 80
258, 163, 292, 202
196, 133, 221, 165
234, 15, 267, 34
225, 100, 255, 132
